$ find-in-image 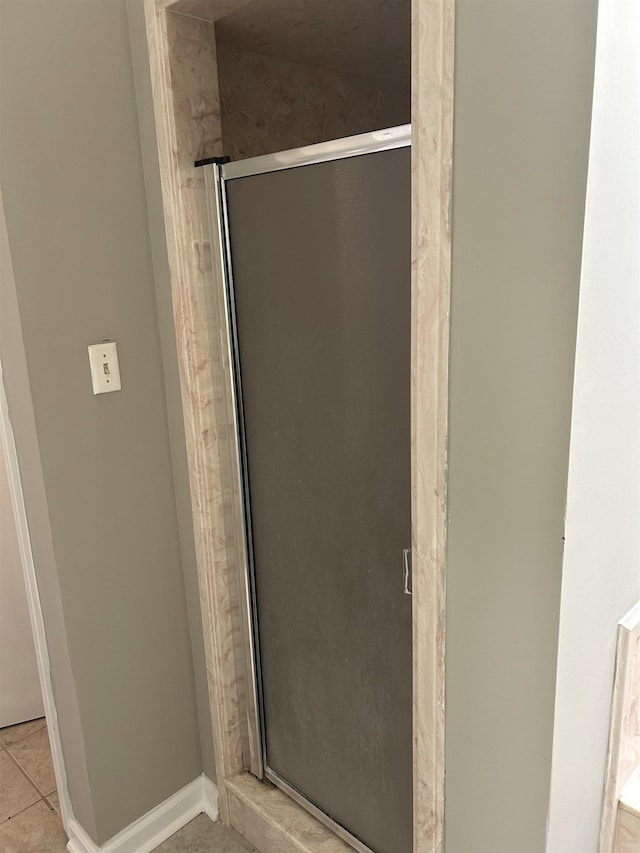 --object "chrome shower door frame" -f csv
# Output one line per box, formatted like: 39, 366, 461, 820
202, 124, 411, 853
